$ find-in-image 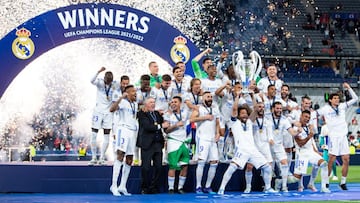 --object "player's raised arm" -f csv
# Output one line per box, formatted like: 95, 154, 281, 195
232, 91, 241, 118
344, 82, 359, 106
91, 67, 106, 84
